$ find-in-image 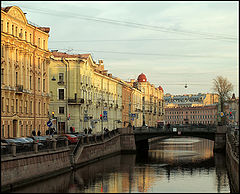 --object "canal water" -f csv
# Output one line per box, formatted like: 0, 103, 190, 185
12, 137, 231, 193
